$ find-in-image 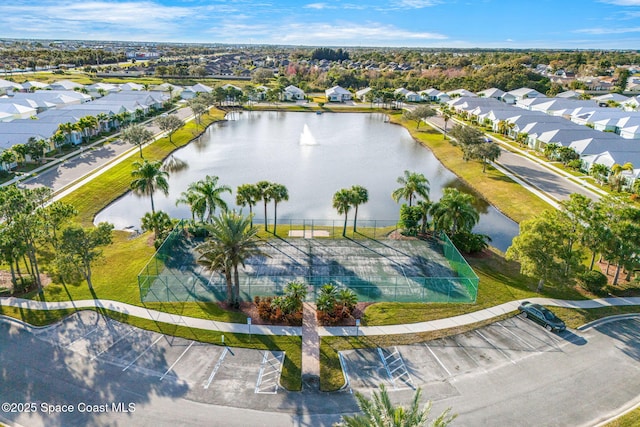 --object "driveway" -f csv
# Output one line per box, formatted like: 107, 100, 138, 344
1, 313, 639, 426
